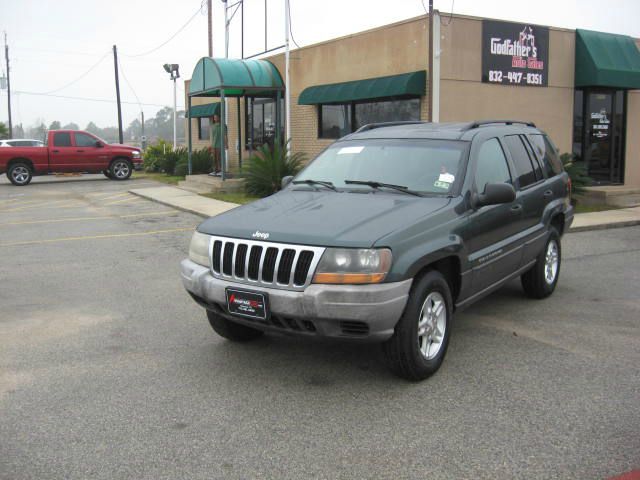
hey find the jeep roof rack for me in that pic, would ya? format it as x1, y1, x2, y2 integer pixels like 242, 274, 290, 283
464, 120, 536, 130
354, 121, 428, 133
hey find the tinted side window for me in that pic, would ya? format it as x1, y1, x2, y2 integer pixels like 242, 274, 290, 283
75, 133, 97, 147
504, 135, 537, 188
475, 138, 512, 193
528, 134, 563, 176
53, 132, 72, 147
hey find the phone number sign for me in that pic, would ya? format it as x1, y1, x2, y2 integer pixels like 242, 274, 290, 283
482, 20, 549, 87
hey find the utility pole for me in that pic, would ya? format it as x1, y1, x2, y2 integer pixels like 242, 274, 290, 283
112, 45, 124, 144
141, 111, 146, 150
207, 0, 213, 57
4, 32, 12, 138
427, 0, 433, 122
284, 0, 290, 151
173, 76, 177, 148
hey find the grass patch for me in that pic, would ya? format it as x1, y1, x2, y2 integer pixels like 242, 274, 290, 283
133, 172, 185, 185
574, 203, 624, 214
200, 192, 260, 205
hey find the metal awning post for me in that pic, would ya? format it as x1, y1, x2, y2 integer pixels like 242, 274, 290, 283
187, 96, 192, 175
275, 90, 281, 146
220, 90, 226, 182
237, 96, 242, 170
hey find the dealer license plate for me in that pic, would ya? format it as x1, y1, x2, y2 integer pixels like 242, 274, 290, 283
225, 288, 269, 321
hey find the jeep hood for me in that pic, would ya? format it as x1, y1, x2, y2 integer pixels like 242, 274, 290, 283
197, 190, 451, 248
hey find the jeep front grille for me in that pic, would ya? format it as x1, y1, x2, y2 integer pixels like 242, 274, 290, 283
209, 236, 325, 290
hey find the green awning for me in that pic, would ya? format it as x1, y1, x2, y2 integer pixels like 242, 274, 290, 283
298, 70, 427, 105
186, 103, 220, 118
188, 57, 284, 97
575, 29, 640, 89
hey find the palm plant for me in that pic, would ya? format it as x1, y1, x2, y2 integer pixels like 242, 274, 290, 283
244, 141, 306, 197
0, 122, 8, 139
560, 152, 591, 195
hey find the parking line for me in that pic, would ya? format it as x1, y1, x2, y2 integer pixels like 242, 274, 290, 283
0, 227, 192, 247
96, 192, 130, 201
0, 199, 81, 213
0, 210, 179, 227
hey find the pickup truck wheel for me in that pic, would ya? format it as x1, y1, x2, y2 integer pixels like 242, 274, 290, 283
521, 227, 561, 299
109, 159, 132, 180
383, 270, 453, 381
8, 162, 33, 186
206, 310, 264, 342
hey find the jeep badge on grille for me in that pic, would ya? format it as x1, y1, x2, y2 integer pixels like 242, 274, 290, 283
252, 230, 270, 240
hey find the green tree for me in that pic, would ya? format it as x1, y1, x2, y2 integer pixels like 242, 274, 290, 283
0, 122, 8, 139
85, 121, 101, 136
13, 123, 24, 139
62, 122, 79, 130
49, 120, 61, 130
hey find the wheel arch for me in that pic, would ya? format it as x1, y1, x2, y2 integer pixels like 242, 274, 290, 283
7, 157, 35, 171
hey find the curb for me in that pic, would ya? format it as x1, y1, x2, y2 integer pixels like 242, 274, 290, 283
569, 219, 640, 233
128, 190, 215, 219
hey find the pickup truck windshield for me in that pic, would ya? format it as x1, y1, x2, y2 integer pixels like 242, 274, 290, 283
294, 139, 468, 195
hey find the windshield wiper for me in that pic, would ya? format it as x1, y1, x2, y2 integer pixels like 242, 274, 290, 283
292, 179, 338, 191
344, 180, 423, 197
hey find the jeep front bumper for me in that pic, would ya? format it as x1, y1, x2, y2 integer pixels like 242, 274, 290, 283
180, 259, 411, 342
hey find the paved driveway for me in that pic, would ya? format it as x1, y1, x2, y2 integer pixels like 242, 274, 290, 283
1, 175, 638, 479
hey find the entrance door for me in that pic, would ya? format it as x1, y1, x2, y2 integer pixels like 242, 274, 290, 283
581, 90, 626, 184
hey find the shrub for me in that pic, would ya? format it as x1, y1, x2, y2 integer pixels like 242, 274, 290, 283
142, 139, 172, 172
244, 141, 306, 197
174, 147, 212, 176
560, 152, 591, 195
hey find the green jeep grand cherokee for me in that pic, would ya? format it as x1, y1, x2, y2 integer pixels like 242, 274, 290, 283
181, 120, 573, 380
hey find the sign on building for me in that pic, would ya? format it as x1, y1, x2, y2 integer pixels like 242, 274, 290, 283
482, 20, 549, 87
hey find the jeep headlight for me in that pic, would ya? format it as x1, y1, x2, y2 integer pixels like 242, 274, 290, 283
132, 150, 141, 158
313, 248, 392, 284
189, 231, 210, 267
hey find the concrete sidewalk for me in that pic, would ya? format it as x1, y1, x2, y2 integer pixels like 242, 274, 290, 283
130, 185, 640, 232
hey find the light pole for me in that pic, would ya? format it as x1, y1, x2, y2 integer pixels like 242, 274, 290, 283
163, 63, 180, 149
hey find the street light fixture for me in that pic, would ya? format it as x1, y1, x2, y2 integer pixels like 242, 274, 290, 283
163, 64, 180, 149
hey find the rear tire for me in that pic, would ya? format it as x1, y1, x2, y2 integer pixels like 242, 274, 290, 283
383, 270, 453, 381
8, 162, 33, 186
521, 227, 561, 299
109, 159, 132, 181
206, 310, 264, 342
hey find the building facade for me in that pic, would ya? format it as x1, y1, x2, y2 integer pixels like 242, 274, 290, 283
185, 12, 640, 186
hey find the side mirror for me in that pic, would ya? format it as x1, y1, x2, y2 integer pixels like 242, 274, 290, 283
95, 141, 104, 148
281, 175, 293, 189
474, 182, 516, 208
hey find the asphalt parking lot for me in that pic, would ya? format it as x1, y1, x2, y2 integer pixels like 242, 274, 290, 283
1, 175, 639, 480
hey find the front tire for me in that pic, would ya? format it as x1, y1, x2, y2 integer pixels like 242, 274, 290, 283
8, 162, 33, 186
383, 270, 453, 381
521, 227, 561, 299
206, 310, 264, 342
109, 159, 132, 181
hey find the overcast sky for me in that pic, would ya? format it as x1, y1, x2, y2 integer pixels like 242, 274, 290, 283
0, 0, 638, 133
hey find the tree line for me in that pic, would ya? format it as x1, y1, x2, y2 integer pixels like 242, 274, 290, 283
4, 107, 185, 146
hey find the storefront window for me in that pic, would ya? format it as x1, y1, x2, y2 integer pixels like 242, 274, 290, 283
245, 97, 284, 149
318, 98, 421, 139
572, 90, 584, 163
197, 118, 210, 141
319, 105, 352, 139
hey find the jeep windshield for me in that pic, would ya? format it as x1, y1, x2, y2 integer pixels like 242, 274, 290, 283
293, 139, 468, 195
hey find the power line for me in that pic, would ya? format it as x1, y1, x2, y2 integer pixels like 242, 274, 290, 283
14, 90, 184, 109
35, 51, 111, 95
122, 3, 205, 58
117, 57, 142, 111
288, 1, 301, 49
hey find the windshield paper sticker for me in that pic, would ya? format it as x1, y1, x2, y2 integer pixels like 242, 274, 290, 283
434, 181, 450, 190
438, 173, 455, 183
338, 146, 365, 155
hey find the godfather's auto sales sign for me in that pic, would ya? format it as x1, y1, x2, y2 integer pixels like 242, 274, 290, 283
482, 20, 549, 87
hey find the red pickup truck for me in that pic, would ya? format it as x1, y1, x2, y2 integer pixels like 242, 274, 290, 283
0, 130, 142, 186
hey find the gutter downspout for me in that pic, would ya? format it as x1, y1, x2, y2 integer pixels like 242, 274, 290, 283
432, 10, 441, 123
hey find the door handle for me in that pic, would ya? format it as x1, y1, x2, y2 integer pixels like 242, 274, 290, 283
52, 149, 60, 153
510, 204, 523, 213
76, 150, 85, 152
543, 190, 553, 198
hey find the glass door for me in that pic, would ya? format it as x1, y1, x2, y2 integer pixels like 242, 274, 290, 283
580, 90, 626, 184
